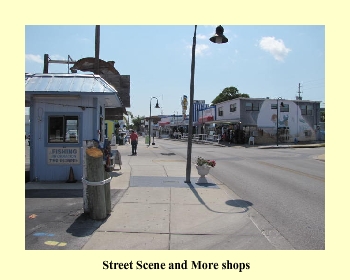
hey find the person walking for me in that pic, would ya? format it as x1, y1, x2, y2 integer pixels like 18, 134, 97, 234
130, 130, 138, 155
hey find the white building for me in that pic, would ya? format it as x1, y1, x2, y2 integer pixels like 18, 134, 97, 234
205, 98, 322, 144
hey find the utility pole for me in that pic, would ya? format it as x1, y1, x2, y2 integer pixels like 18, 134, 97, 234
295, 83, 302, 142
297, 83, 302, 100
94, 25, 100, 75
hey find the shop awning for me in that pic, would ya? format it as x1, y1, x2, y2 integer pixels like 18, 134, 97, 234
159, 121, 170, 127
205, 119, 241, 125
198, 116, 214, 123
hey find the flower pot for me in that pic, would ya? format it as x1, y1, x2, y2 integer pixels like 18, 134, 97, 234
196, 165, 211, 183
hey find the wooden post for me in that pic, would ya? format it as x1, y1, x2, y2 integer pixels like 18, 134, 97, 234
43, 54, 49, 73
86, 147, 106, 220
94, 25, 100, 75
104, 170, 111, 214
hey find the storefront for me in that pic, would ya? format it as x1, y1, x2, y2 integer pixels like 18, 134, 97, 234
25, 73, 123, 182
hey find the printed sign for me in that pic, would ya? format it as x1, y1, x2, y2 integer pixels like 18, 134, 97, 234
47, 147, 80, 165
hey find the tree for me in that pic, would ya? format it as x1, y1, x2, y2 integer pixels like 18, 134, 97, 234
131, 115, 144, 132
211, 86, 250, 105
320, 109, 325, 122
123, 111, 134, 129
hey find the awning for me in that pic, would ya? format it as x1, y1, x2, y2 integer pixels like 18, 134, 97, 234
205, 119, 241, 125
198, 116, 214, 123
159, 121, 170, 127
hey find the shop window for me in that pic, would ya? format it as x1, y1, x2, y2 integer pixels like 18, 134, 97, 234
230, 103, 236, 112
301, 105, 313, 115
218, 107, 223, 116
48, 116, 79, 143
246, 102, 259, 111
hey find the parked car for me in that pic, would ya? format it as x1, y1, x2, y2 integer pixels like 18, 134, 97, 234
65, 130, 78, 141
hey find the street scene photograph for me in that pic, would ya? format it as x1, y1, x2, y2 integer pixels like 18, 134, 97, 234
25, 25, 325, 251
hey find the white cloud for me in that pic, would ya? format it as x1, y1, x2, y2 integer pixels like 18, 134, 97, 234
49, 54, 66, 60
186, 43, 210, 56
196, 44, 209, 55
26, 54, 43, 63
259, 36, 291, 61
197, 34, 207, 40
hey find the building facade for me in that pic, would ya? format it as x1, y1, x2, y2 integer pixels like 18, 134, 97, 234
212, 98, 322, 144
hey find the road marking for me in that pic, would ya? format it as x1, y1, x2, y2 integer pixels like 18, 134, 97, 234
257, 161, 325, 182
33, 232, 55, 237
44, 241, 67, 247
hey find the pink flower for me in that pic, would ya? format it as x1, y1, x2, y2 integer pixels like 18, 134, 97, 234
196, 157, 216, 167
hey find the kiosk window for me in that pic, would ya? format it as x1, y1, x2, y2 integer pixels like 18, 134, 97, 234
48, 116, 79, 143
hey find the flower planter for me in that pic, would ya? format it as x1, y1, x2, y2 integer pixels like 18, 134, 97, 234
196, 165, 211, 183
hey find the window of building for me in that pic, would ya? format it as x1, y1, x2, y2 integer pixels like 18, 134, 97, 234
271, 103, 289, 112
246, 102, 259, 111
301, 105, 313, 115
48, 116, 79, 143
230, 103, 236, 112
304, 130, 312, 137
218, 107, 223, 116
280, 103, 289, 112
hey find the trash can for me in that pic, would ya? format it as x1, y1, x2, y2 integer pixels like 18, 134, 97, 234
145, 135, 149, 144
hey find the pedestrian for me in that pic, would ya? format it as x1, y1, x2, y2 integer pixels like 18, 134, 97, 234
130, 130, 138, 155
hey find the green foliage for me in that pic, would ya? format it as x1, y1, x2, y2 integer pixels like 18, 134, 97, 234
211, 86, 250, 105
320, 110, 325, 122
131, 115, 144, 131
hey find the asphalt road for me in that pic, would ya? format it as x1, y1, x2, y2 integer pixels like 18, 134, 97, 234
25, 188, 125, 250
158, 139, 325, 250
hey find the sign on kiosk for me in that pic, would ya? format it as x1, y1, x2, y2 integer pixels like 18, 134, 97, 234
47, 148, 80, 165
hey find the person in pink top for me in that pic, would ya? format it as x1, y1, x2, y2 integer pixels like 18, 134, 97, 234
130, 130, 138, 155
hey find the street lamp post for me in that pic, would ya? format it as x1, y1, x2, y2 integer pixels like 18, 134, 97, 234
276, 97, 284, 146
185, 25, 228, 183
149, 97, 160, 146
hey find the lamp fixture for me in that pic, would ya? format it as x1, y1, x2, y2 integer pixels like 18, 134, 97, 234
209, 25, 228, 44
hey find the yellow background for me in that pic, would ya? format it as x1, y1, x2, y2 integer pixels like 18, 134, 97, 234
2, 0, 345, 278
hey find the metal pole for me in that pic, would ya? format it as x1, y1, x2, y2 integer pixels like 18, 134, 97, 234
277, 99, 279, 146
149, 99, 151, 146
149, 97, 158, 146
185, 25, 197, 183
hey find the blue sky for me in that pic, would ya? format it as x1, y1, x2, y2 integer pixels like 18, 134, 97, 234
25, 25, 325, 117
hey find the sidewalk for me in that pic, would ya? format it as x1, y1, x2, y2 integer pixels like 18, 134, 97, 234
81, 138, 293, 250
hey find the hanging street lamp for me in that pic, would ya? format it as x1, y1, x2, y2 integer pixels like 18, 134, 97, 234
185, 25, 228, 183
149, 97, 160, 146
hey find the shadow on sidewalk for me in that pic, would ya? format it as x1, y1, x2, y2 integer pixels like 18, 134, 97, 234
66, 189, 125, 237
187, 183, 254, 214
66, 212, 107, 237
226, 199, 253, 213
25, 189, 83, 198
